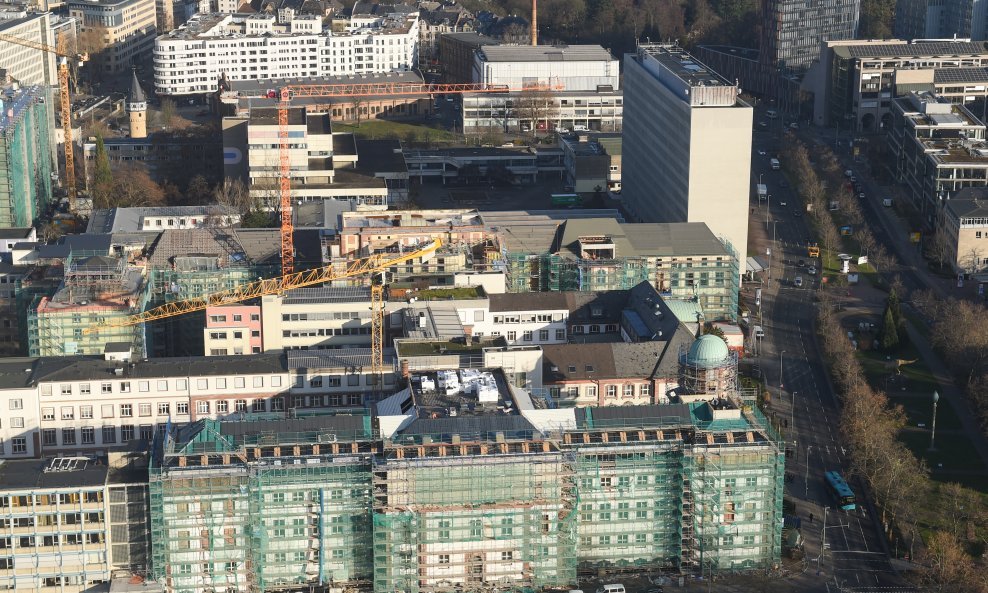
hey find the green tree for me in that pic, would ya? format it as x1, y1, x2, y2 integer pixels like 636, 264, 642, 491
241, 209, 277, 228
91, 135, 113, 205
702, 322, 727, 343
879, 305, 899, 351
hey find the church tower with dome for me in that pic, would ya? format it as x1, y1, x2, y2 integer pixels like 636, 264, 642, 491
676, 333, 739, 404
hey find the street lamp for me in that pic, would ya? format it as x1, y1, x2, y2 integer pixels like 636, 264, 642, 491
818, 506, 830, 574
791, 391, 798, 434
929, 390, 940, 451
779, 350, 786, 392
805, 444, 813, 497
758, 173, 763, 185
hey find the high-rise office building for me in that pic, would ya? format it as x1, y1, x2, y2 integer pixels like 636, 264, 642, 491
895, 0, 988, 41
622, 44, 752, 272
760, 0, 860, 74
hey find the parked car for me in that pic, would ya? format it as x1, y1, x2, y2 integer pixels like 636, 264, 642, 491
858, 192, 866, 199
759, 121, 768, 128
807, 266, 817, 275
797, 259, 805, 267
789, 122, 799, 129
793, 209, 802, 217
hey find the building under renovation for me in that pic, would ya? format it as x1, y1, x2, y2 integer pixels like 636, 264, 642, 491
26, 252, 151, 357
149, 356, 784, 593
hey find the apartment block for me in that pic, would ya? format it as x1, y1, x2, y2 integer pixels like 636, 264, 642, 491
154, 10, 418, 96
485, 213, 741, 321
0, 455, 150, 593
0, 347, 403, 459
810, 39, 988, 130
69, 0, 156, 73
889, 91, 988, 220
622, 44, 751, 272
939, 187, 988, 273
147, 366, 784, 593
203, 287, 385, 354
0, 84, 55, 229
203, 304, 262, 355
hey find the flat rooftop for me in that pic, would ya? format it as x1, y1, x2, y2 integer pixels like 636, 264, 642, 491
637, 43, 734, 89
395, 336, 509, 357
0, 457, 147, 491
341, 209, 484, 230
836, 40, 988, 59
478, 44, 615, 63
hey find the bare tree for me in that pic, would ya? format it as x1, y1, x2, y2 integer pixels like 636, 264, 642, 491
350, 97, 367, 125
214, 178, 257, 216
928, 221, 955, 271
516, 87, 560, 135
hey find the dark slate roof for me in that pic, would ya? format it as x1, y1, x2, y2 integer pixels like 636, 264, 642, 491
947, 188, 988, 219
398, 415, 537, 439
33, 352, 287, 383
217, 415, 371, 441
488, 291, 569, 312
129, 67, 146, 103
0, 227, 33, 239
576, 403, 693, 429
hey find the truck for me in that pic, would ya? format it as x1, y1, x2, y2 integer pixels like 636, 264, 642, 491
770, 158, 781, 170
807, 242, 820, 258
756, 184, 768, 201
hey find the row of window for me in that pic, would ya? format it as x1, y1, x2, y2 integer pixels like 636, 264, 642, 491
487, 329, 567, 342
38, 375, 283, 397
209, 313, 260, 323
41, 425, 154, 447
0, 532, 104, 548
491, 313, 563, 324
552, 383, 652, 399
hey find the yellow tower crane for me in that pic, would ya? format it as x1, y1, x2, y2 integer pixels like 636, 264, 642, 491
0, 34, 87, 211
86, 239, 442, 379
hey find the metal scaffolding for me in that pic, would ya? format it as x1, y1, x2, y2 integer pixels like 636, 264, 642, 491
148, 408, 784, 593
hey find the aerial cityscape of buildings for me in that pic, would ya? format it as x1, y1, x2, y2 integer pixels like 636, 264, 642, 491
2, 0, 988, 587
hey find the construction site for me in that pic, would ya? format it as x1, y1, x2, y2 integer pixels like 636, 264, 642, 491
26, 251, 151, 357
143, 227, 280, 356
0, 83, 55, 229
147, 350, 784, 593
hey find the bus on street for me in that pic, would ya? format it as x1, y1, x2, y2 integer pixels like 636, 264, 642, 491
824, 470, 856, 511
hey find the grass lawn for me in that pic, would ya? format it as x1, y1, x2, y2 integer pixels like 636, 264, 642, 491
899, 430, 987, 474
334, 120, 461, 143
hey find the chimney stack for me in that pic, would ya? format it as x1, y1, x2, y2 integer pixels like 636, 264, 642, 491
531, 0, 537, 45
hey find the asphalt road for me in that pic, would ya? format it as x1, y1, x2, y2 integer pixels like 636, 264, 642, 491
749, 113, 905, 591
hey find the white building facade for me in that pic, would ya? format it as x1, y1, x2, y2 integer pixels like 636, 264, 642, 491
154, 11, 419, 95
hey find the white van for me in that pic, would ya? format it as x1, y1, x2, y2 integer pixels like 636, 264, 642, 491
596, 585, 625, 593
754, 325, 765, 339
794, 276, 803, 288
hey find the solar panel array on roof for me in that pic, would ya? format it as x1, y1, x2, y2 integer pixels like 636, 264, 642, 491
846, 41, 988, 58
934, 67, 988, 84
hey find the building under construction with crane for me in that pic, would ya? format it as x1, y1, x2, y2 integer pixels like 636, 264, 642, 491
0, 83, 55, 228
26, 250, 151, 357
148, 352, 785, 593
